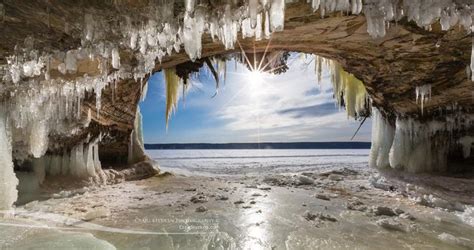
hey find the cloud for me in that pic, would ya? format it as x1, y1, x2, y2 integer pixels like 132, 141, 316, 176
278, 102, 338, 118
209, 54, 372, 142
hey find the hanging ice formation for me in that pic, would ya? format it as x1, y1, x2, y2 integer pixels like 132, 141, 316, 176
30, 135, 107, 185
370, 108, 474, 173
416, 84, 432, 115
313, 55, 369, 118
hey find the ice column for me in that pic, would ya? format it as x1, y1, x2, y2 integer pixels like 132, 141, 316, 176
128, 107, 146, 164
369, 108, 394, 169
0, 111, 19, 212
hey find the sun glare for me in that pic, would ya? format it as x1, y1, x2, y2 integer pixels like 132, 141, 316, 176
248, 70, 264, 85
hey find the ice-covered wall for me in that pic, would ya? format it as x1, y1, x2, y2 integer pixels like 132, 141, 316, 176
370, 107, 474, 173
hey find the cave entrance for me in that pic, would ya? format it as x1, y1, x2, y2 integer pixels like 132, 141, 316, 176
138, 52, 372, 176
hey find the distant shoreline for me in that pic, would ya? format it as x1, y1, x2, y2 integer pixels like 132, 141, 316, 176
145, 142, 371, 150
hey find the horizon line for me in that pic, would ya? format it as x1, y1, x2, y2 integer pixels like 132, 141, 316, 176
144, 141, 371, 145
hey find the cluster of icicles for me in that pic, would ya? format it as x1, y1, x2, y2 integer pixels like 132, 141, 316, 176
0, 0, 473, 210
370, 108, 474, 173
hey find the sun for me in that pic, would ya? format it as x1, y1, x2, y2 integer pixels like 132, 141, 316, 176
248, 70, 264, 85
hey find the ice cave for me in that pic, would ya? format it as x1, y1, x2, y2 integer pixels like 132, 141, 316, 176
0, 0, 473, 248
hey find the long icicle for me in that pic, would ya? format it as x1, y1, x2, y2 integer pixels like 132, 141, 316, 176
164, 68, 181, 128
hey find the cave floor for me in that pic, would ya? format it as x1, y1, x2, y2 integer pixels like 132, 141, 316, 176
2, 167, 474, 249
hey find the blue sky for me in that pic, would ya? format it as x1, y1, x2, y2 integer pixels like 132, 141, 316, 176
139, 54, 372, 143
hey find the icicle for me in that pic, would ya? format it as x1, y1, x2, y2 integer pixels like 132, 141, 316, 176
264, 10, 271, 39
84, 142, 96, 177
128, 107, 146, 164
111, 48, 120, 69
164, 68, 182, 126
93, 142, 101, 172
141, 81, 149, 102
32, 157, 47, 185
185, 0, 195, 14
84, 13, 94, 41
65, 50, 77, 73
329, 62, 368, 118
471, 38, 474, 82
415, 84, 432, 115
49, 155, 62, 176
29, 120, 49, 158
0, 3, 4, 22
312, 0, 320, 12
269, 0, 285, 32
249, 0, 259, 29
459, 136, 474, 158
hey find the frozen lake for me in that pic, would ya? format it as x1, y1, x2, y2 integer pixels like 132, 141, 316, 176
146, 149, 370, 176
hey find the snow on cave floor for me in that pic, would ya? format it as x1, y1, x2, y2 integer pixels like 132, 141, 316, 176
2, 165, 474, 249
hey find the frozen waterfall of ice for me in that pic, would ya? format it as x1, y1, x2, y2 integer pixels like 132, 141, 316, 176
370, 107, 474, 173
